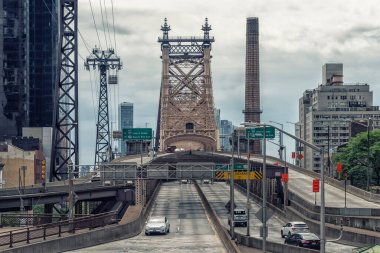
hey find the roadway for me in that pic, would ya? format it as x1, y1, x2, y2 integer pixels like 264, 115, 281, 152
70, 181, 227, 253
243, 153, 380, 208
287, 167, 380, 208
199, 181, 357, 253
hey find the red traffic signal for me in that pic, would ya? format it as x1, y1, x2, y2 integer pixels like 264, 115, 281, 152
291, 152, 295, 159
337, 163, 342, 173
312, 179, 319, 192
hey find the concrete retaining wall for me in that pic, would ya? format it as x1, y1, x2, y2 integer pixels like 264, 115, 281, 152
267, 155, 380, 204
236, 233, 318, 253
288, 190, 380, 233
286, 204, 380, 245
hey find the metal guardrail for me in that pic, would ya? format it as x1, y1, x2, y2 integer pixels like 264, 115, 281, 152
0, 211, 117, 248
0, 214, 92, 227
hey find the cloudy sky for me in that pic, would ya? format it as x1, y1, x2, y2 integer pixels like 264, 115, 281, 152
77, 0, 380, 164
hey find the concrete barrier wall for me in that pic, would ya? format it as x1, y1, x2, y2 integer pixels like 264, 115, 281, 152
266, 155, 380, 204
193, 181, 241, 253
288, 191, 380, 232
236, 233, 319, 253
196, 181, 318, 253
286, 203, 380, 245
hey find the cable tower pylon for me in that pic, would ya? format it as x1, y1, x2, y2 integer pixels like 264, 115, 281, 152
51, 0, 79, 181
85, 48, 122, 165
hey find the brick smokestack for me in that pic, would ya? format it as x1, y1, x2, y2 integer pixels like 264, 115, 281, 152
244, 17, 261, 153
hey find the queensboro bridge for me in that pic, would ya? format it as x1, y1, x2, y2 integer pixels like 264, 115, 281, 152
155, 18, 217, 152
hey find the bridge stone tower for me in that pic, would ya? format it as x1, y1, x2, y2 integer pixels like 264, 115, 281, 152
156, 18, 217, 152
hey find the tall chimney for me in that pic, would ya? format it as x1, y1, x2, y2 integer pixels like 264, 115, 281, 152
244, 17, 261, 153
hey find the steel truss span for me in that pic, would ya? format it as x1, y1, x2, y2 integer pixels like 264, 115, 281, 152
157, 18, 217, 152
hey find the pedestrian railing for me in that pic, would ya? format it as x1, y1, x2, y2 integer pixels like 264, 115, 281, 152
0, 213, 92, 227
0, 211, 117, 248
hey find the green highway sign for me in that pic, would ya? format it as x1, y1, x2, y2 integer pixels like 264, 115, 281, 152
246, 126, 275, 139
122, 128, 152, 140
215, 163, 248, 171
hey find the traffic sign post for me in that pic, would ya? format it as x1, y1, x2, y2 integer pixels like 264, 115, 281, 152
122, 128, 152, 140
313, 179, 320, 206
215, 163, 248, 171
281, 173, 288, 183
337, 163, 342, 173
246, 127, 275, 139
344, 173, 348, 208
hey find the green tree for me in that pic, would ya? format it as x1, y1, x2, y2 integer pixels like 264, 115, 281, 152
334, 129, 380, 190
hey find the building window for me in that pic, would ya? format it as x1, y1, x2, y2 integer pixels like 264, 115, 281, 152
185, 123, 194, 130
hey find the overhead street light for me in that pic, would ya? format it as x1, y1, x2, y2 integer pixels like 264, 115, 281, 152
286, 121, 302, 168
241, 122, 326, 253
268, 139, 288, 211
269, 121, 283, 160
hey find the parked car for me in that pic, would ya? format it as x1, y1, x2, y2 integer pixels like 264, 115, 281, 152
284, 232, 320, 250
145, 216, 170, 235
281, 221, 309, 238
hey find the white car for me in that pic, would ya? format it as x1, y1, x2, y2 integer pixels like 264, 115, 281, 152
145, 216, 170, 235
281, 221, 309, 238
202, 179, 211, 184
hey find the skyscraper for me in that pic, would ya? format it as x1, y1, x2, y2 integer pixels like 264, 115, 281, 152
0, 0, 28, 136
0, 1, 58, 136
28, 1, 58, 127
243, 17, 261, 153
118, 102, 133, 156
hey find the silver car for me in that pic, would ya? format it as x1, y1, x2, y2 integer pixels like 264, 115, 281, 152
281, 221, 309, 238
145, 216, 170, 235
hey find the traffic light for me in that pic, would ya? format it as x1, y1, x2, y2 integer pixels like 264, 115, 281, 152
41, 160, 46, 180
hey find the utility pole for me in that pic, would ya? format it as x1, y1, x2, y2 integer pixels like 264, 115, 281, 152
269, 121, 283, 160
85, 48, 122, 165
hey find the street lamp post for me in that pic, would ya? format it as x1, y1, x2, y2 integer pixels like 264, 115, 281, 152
246, 134, 250, 236
230, 133, 235, 239
286, 121, 302, 167
241, 122, 326, 253
262, 126, 267, 252
269, 121, 283, 160
268, 139, 288, 210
